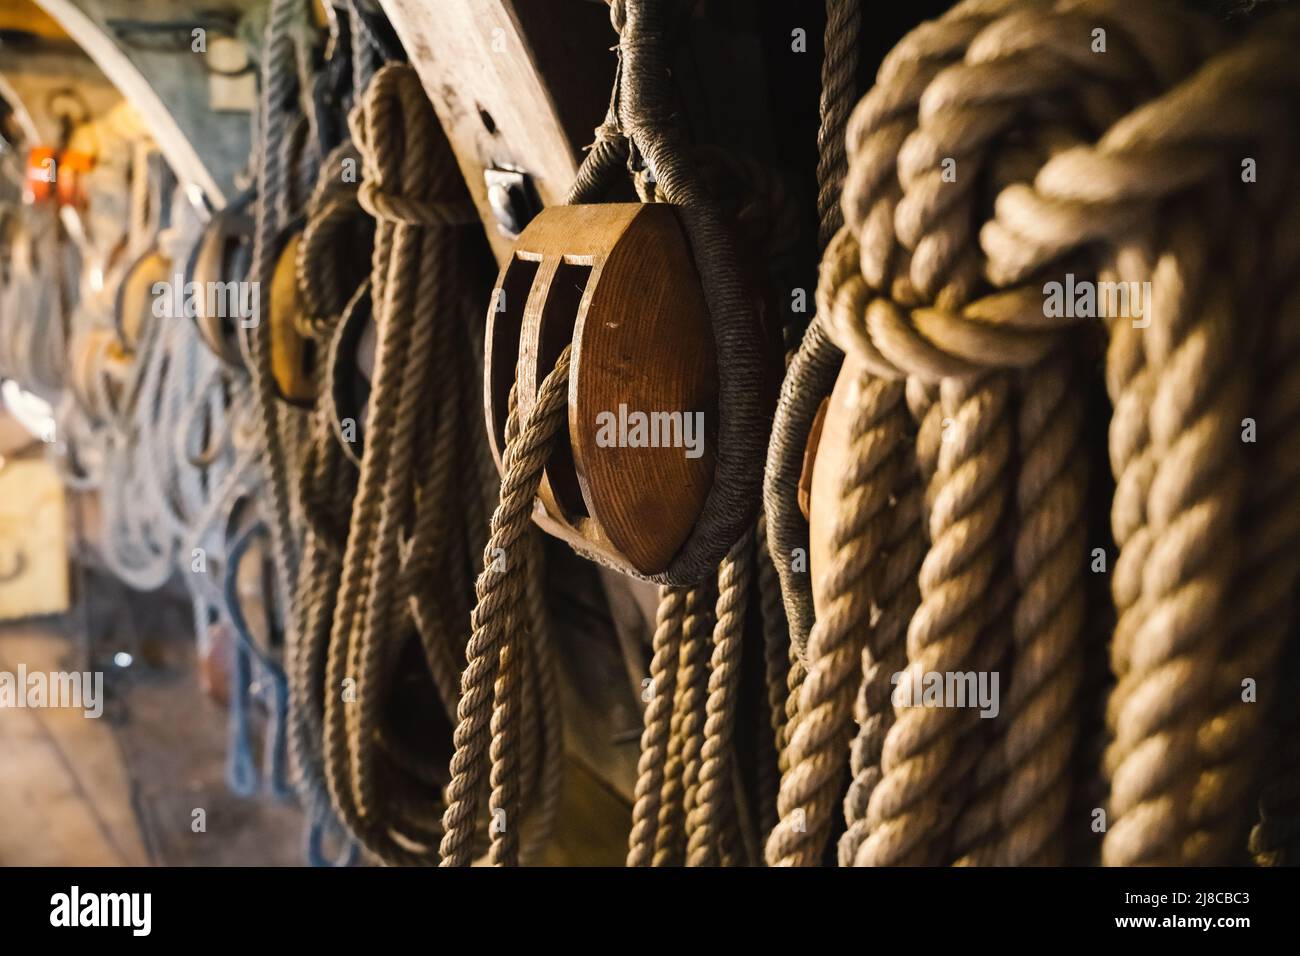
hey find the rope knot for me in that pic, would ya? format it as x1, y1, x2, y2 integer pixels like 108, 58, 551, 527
819, 227, 1075, 383
823, 0, 1300, 382
356, 181, 476, 227
351, 64, 476, 232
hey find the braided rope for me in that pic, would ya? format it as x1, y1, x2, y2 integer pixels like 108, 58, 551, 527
963, 352, 1088, 866
839, 391, 924, 865
756, 517, 790, 836
815, 0, 862, 248
650, 583, 714, 866
249, 0, 311, 628
1102, 207, 1248, 866
628, 587, 685, 865
761, 0, 867, 660
290, 64, 508, 865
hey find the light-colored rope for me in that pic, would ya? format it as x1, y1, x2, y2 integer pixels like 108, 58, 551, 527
767, 374, 909, 865
440, 347, 571, 866
768, 0, 1300, 868
294, 64, 512, 865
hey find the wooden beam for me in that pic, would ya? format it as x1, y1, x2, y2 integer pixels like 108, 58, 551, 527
378, 0, 616, 264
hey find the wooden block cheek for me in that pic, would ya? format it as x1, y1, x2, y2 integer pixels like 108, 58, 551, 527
484, 252, 542, 468
569, 208, 717, 575
519, 253, 597, 523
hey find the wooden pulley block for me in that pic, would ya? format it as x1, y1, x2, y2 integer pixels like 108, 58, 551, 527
804, 354, 863, 619
69, 328, 129, 422
113, 247, 170, 352
485, 203, 718, 577
265, 230, 315, 405
187, 194, 255, 369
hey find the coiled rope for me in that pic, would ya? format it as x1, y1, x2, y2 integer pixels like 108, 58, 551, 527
290, 64, 561, 866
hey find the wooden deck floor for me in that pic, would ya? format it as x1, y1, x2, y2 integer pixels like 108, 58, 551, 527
0, 590, 633, 866
0, 624, 149, 866
0, 610, 303, 867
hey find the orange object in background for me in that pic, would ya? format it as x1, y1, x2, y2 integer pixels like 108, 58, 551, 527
22, 147, 94, 207
23, 146, 57, 204
56, 148, 93, 208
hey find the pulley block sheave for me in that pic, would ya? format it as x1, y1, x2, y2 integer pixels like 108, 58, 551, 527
187, 196, 255, 370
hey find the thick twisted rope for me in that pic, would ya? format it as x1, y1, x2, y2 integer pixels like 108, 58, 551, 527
772, 0, 1300, 868
292, 64, 508, 865
647, 582, 714, 866
628, 587, 685, 865
686, 529, 754, 865
838, 389, 925, 865
756, 516, 790, 836
440, 348, 571, 866
249, 0, 313, 626
957, 352, 1088, 866
767, 374, 909, 865
762, 0, 864, 659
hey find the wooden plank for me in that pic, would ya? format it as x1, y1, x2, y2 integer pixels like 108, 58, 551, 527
0, 627, 150, 866
541, 755, 630, 866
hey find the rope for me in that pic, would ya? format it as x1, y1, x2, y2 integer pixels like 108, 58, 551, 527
761, 0, 863, 662
439, 349, 569, 866
650, 581, 714, 865
755, 515, 789, 836
289, 64, 529, 865
767, 374, 909, 865
765, 0, 1300, 868
838, 404, 924, 864
954, 352, 1088, 866
627, 587, 685, 865
248, 0, 313, 644
437, 0, 782, 867
21, 131, 297, 810
11, 0, 1296, 872
815, 0, 861, 249
686, 528, 753, 865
